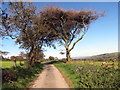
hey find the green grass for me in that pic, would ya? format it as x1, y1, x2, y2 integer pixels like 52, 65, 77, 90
69, 60, 118, 69
1, 61, 25, 68
2, 62, 43, 89
54, 61, 120, 88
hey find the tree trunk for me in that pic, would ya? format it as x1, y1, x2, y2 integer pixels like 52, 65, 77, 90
20, 61, 22, 66
29, 56, 34, 67
28, 46, 34, 67
13, 61, 17, 68
13, 59, 17, 69
66, 47, 71, 61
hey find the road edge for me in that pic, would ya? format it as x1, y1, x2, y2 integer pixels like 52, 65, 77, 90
53, 64, 73, 88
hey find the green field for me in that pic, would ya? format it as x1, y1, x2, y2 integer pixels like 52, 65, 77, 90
54, 60, 119, 88
67, 60, 118, 69
1, 61, 25, 68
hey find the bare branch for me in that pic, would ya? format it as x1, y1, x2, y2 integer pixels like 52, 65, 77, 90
68, 23, 79, 46
69, 18, 87, 52
69, 32, 86, 52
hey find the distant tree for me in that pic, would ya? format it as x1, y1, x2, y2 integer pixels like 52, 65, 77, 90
0, 50, 9, 56
0, 55, 4, 61
40, 6, 104, 61
54, 57, 58, 60
49, 56, 55, 61
16, 55, 24, 65
15, 56, 23, 61
19, 51, 26, 60
10, 56, 16, 60
60, 52, 65, 55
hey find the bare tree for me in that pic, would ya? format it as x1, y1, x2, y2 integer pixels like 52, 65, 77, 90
40, 6, 104, 61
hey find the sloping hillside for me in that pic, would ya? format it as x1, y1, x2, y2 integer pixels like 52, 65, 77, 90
90, 52, 119, 60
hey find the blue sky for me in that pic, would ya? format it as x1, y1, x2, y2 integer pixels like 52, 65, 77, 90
1, 2, 118, 59
3, 0, 120, 2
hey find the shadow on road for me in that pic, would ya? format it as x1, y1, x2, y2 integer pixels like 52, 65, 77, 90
41, 60, 66, 65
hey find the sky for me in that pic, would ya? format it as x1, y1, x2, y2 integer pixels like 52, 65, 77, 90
1, 2, 118, 59
3, 0, 120, 2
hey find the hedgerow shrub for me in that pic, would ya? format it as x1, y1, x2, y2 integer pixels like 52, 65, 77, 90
2, 62, 43, 89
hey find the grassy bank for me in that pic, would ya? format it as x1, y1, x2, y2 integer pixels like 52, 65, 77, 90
2, 62, 43, 89
54, 61, 119, 88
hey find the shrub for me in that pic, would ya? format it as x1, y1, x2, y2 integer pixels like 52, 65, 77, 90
2, 62, 43, 89
2, 69, 16, 83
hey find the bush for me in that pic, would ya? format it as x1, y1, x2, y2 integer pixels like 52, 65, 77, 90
2, 62, 43, 89
2, 69, 16, 83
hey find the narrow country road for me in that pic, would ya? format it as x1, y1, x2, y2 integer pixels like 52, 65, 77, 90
29, 64, 69, 88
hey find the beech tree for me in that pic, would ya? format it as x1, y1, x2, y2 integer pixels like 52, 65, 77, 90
6, 2, 40, 66
40, 6, 104, 61
8, 2, 51, 66
0, 5, 17, 39
1, 2, 56, 66
1, 2, 40, 66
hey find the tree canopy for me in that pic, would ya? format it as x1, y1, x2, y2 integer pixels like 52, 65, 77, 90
1, 2, 55, 66
40, 6, 104, 61
1, 2, 104, 64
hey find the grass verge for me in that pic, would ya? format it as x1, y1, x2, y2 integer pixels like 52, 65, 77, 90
2, 62, 43, 89
54, 61, 120, 88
